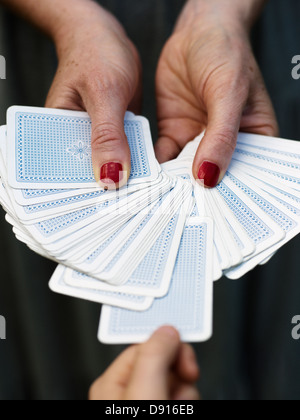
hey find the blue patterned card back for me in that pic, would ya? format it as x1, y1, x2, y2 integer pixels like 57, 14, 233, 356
227, 172, 297, 234
72, 212, 181, 297
217, 181, 274, 246
8, 107, 158, 188
99, 219, 213, 344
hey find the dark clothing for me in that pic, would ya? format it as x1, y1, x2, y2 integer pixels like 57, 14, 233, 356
0, 0, 299, 400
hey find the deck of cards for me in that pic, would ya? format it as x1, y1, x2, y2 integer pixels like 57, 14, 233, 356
0, 106, 299, 344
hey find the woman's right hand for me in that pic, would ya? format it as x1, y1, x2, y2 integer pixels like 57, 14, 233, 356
45, 1, 142, 189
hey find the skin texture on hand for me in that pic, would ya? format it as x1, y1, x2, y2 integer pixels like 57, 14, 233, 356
0, 0, 142, 189
89, 327, 200, 401
45, 3, 142, 190
1, 0, 276, 189
155, 0, 278, 187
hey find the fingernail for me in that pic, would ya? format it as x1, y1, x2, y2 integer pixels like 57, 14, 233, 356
100, 162, 123, 184
197, 161, 220, 188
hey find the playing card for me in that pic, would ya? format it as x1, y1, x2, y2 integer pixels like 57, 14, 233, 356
70, 197, 168, 271
7, 106, 160, 189
250, 170, 300, 218
64, 200, 192, 298
237, 132, 300, 155
209, 187, 255, 260
217, 175, 285, 248
224, 170, 299, 278
91, 180, 193, 286
230, 158, 300, 192
204, 188, 243, 267
230, 170, 300, 253
235, 143, 300, 167
20, 181, 168, 247
49, 265, 154, 311
98, 218, 214, 344
233, 146, 300, 178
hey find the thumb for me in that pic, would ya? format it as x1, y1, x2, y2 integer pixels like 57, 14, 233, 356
84, 89, 131, 190
192, 90, 246, 188
125, 326, 181, 400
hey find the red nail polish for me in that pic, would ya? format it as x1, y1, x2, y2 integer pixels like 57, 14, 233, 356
197, 161, 220, 188
100, 162, 123, 184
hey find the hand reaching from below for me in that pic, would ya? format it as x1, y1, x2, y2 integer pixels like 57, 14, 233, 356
89, 327, 200, 400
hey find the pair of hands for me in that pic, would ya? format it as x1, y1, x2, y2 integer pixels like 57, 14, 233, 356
1, 0, 278, 400
89, 327, 200, 400
45, 0, 278, 189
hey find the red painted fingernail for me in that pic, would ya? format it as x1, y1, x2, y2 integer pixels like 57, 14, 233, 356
197, 161, 220, 188
100, 162, 123, 184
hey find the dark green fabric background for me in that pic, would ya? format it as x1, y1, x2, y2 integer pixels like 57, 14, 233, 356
0, 0, 299, 400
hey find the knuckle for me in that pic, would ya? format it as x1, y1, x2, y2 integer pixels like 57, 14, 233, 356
213, 130, 237, 152
270, 123, 279, 137
263, 121, 279, 137
204, 75, 250, 110
79, 69, 132, 101
225, 76, 249, 100
91, 122, 125, 153
77, 69, 109, 92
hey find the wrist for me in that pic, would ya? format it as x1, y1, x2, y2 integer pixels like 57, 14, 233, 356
50, 1, 126, 58
176, 0, 267, 34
